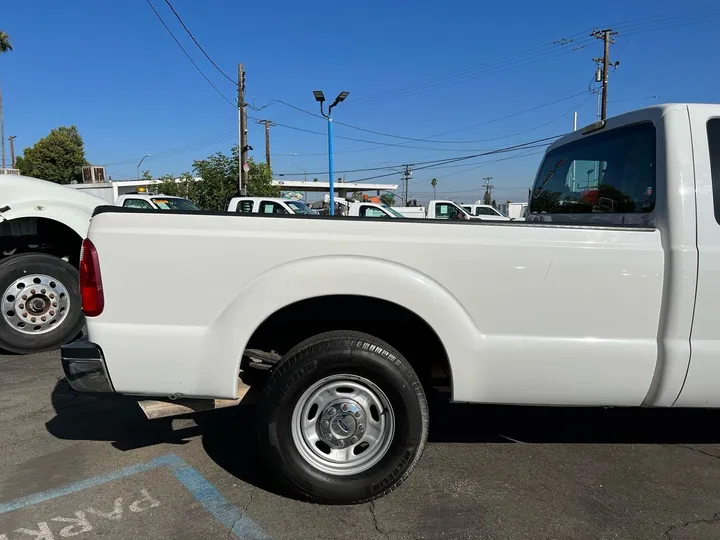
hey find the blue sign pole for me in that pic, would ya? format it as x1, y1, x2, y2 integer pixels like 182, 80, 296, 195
327, 114, 335, 216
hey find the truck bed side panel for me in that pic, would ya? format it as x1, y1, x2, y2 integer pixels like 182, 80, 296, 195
87, 212, 663, 406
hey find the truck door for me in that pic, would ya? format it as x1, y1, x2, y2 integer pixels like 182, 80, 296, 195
678, 112, 720, 406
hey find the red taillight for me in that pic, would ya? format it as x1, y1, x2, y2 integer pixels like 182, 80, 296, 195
79, 238, 104, 317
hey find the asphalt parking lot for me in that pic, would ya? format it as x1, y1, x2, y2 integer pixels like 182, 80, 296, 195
3, 352, 720, 540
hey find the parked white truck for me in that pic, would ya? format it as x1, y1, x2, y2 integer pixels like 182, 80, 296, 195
0, 175, 104, 353
62, 103, 720, 504
393, 200, 474, 219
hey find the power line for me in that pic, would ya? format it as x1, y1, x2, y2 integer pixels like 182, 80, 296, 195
161, 0, 237, 85
274, 92, 589, 144
144, 0, 236, 108
351, 137, 561, 183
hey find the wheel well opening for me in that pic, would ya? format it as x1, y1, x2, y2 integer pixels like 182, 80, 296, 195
0, 218, 82, 267
246, 295, 452, 390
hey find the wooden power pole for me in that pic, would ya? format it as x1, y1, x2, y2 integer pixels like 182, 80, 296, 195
483, 176, 494, 204
592, 29, 618, 121
8, 135, 16, 168
256, 120, 274, 169
238, 64, 248, 195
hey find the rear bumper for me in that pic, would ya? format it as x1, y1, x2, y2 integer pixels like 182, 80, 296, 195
60, 340, 115, 393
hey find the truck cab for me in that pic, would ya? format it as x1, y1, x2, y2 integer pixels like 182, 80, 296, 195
227, 197, 316, 215
115, 192, 200, 211
460, 204, 511, 221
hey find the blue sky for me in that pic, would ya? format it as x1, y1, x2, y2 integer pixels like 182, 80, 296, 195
2, 0, 719, 203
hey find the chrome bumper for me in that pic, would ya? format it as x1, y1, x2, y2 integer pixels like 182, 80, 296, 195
60, 340, 115, 393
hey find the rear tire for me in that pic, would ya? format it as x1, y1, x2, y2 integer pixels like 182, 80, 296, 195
257, 330, 429, 504
0, 253, 84, 354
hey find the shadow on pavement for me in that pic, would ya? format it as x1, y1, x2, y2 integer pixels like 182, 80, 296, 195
45, 380, 720, 496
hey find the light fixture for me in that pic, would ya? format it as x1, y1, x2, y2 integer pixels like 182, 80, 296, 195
313, 90, 325, 102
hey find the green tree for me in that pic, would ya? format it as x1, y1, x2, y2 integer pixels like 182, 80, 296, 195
491, 199, 497, 208
0, 31, 12, 170
16, 126, 89, 183
380, 193, 395, 206
141, 170, 152, 181
153, 146, 279, 211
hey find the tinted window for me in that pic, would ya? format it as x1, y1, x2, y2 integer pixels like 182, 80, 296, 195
123, 198, 154, 209
360, 206, 387, 218
236, 200, 254, 213
260, 201, 288, 215
286, 201, 314, 215
476, 207, 498, 216
709, 119, 720, 225
435, 203, 460, 219
151, 198, 200, 210
529, 122, 656, 217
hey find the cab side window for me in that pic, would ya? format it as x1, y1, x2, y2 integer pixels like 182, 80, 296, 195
708, 119, 720, 225
236, 200, 254, 213
123, 198, 154, 209
260, 201, 288, 215
360, 206, 387, 218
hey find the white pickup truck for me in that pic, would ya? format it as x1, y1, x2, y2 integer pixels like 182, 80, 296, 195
62, 103, 720, 504
0, 175, 104, 353
460, 203, 511, 221
394, 200, 479, 220
227, 197, 317, 215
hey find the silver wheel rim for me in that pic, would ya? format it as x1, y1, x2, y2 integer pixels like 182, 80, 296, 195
1, 274, 71, 335
291, 374, 396, 476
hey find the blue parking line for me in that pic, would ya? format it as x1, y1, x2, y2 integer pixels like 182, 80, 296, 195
0, 454, 270, 540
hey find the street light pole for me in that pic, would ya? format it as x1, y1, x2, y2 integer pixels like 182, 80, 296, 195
314, 90, 349, 216
136, 153, 151, 180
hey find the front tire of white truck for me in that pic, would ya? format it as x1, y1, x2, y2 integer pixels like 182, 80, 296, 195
257, 330, 429, 504
0, 253, 84, 354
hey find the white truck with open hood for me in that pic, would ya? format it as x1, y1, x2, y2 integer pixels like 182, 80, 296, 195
63, 103, 720, 505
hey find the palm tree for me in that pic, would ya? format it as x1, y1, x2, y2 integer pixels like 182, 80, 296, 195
0, 31, 12, 170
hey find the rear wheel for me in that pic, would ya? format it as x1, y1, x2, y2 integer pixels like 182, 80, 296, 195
0, 253, 84, 354
257, 330, 429, 504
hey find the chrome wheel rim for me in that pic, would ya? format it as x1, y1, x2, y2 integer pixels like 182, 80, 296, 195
1, 274, 71, 335
291, 374, 396, 476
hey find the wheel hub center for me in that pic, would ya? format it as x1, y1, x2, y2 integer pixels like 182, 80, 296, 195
319, 400, 367, 448
27, 296, 48, 314
330, 414, 357, 438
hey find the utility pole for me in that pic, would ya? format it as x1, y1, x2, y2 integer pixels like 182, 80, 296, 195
591, 29, 618, 121
238, 64, 248, 195
256, 120, 274, 169
483, 176, 494, 205
8, 135, 16, 168
402, 164, 412, 203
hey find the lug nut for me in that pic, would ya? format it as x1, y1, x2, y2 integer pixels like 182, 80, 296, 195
338, 440, 345, 447
18, 304, 24, 310
41, 316, 46, 322
41, 289, 46, 294
354, 411, 361, 418
321, 420, 329, 428
341, 403, 349, 412
21, 295, 27, 300
351, 436, 358, 443
52, 302, 57, 307
30, 317, 36, 323
30, 289, 36, 295
358, 424, 365, 432
324, 433, 332, 440
327, 407, 336, 416
49, 310, 55, 316
49, 294, 55, 299
22, 312, 28, 318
